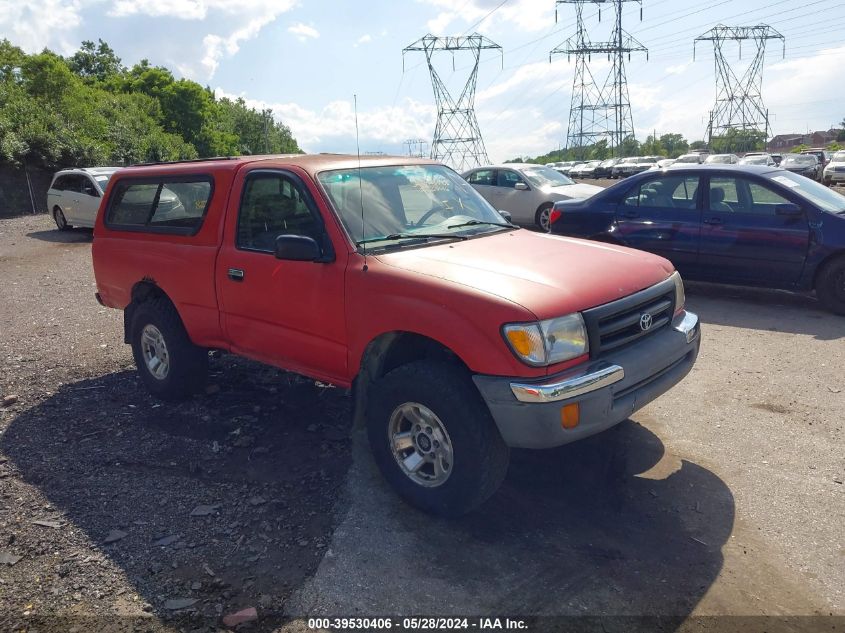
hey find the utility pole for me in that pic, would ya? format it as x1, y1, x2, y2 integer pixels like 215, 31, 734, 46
403, 34, 502, 171
694, 25, 785, 151
551, 1, 647, 159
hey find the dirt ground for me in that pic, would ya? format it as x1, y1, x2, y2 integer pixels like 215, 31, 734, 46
1, 213, 844, 632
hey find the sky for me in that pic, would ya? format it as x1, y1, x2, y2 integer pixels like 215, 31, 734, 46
2, 0, 844, 163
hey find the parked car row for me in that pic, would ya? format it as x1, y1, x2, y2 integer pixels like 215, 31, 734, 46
549, 163, 845, 314
462, 164, 603, 231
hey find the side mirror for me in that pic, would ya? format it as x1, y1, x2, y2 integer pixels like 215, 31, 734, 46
274, 234, 321, 261
498, 210, 513, 223
514, 182, 529, 191
775, 203, 803, 217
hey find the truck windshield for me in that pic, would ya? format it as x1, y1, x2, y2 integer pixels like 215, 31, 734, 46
318, 164, 513, 247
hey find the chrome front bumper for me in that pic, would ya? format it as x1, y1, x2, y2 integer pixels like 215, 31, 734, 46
509, 311, 699, 404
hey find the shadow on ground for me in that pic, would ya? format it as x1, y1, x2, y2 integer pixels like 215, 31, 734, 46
26, 227, 93, 243
685, 281, 841, 339
292, 420, 735, 632
0, 356, 352, 630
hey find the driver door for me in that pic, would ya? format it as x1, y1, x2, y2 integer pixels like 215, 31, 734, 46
492, 169, 534, 225
216, 167, 349, 383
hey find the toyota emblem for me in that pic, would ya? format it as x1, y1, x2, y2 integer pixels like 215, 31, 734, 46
639, 313, 653, 331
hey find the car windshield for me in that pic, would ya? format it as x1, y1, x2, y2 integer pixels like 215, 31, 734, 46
740, 156, 769, 165
767, 172, 845, 213
676, 155, 700, 163
317, 164, 512, 248
93, 174, 112, 190
600, 159, 616, 167
833, 151, 845, 161
521, 166, 574, 187
783, 155, 816, 166
705, 155, 733, 163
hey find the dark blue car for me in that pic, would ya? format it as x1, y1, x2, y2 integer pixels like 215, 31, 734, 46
549, 165, 845, 314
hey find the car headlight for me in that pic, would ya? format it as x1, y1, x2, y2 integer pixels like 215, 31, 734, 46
670, 270, 685, 313
503, 313, 588, 366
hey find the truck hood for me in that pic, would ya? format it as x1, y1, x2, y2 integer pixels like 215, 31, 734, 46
375, 229, 674, 320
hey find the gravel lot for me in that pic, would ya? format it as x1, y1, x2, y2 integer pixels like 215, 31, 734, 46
1, 213, 843, 632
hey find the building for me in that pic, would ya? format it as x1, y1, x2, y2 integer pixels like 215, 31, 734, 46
767, 129, 839, 152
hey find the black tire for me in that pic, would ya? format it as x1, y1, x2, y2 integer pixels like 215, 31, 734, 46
535, 202, 554, 233
130, 297, 208, 401
53, 206, 71, 231
815, 256, 845, 315
366, 360, 509, 517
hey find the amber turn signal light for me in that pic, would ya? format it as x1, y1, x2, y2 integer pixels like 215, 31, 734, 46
560, 402, 580, 429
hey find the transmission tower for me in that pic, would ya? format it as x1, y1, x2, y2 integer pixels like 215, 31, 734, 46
694, 25, 785, 149
403, 34, 502, 171
551, 1, 647, 159
404, 138, 429, 158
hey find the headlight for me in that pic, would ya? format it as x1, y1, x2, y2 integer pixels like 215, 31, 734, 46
503, 313, 588, 366
670, 270, 685, 313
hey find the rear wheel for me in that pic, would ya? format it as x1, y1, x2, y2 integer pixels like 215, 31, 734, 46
815, 257, 845, 315
366, 360, 509, 516
535, 203, 554, 233
53, 207, 71, 231
130, 297, 208, 400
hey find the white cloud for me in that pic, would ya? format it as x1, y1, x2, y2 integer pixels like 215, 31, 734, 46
109, 0, 207, 19
421, 0, 552, 35
104, 0, 298, 79
288, 22, 320, 41
214, 89, 436, 154
355, 34, 372, 46
0, 0, 89, 55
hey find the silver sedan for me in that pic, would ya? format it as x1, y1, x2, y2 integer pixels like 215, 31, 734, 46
462, 164, 603, 231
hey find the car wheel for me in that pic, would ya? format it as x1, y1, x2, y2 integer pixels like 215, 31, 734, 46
816, 257, 845, 315
366, 360, 509, 517
535, 203, 554, 232
53, 207, 71, 231
130, 297, 208, 401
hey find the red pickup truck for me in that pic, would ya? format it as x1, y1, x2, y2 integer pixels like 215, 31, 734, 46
92, 154, 700, 516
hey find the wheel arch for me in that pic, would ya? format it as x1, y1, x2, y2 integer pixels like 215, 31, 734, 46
352, 331, 472, 428
123, 280, 177, 344
812, 250, 845, 292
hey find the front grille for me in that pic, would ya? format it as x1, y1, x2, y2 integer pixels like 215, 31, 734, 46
835, 166, 845, 172
582, 277, 676, 357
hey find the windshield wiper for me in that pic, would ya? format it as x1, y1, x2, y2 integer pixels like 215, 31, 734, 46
356, 232, 469, 246
446, 219, 516, 229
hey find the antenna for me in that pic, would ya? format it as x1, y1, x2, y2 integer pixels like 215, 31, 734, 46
353, 94, 367, 272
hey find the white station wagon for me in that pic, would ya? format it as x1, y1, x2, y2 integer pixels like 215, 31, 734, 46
47, 167, 119, 230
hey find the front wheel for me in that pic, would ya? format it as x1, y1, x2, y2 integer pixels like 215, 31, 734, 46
53, 207, 71, 231
130, 298, 208, 400
815, 257, 845, 315
366, 361, 509, 516
535, 203, 554, 233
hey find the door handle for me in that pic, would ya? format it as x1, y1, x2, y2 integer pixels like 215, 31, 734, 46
703, 217, 722, 225
227, 268, 245, 281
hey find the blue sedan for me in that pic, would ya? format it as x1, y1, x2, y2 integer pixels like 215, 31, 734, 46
549, 164, 845, 314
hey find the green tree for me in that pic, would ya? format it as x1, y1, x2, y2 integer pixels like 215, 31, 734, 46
640, 134, 665, 156
690, 140, 708, 151
67, 39, 124, 83
659, 133, 689, 158
620, 134, 640, 157
710, 128, 766, 153
589, 139, 610, 160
